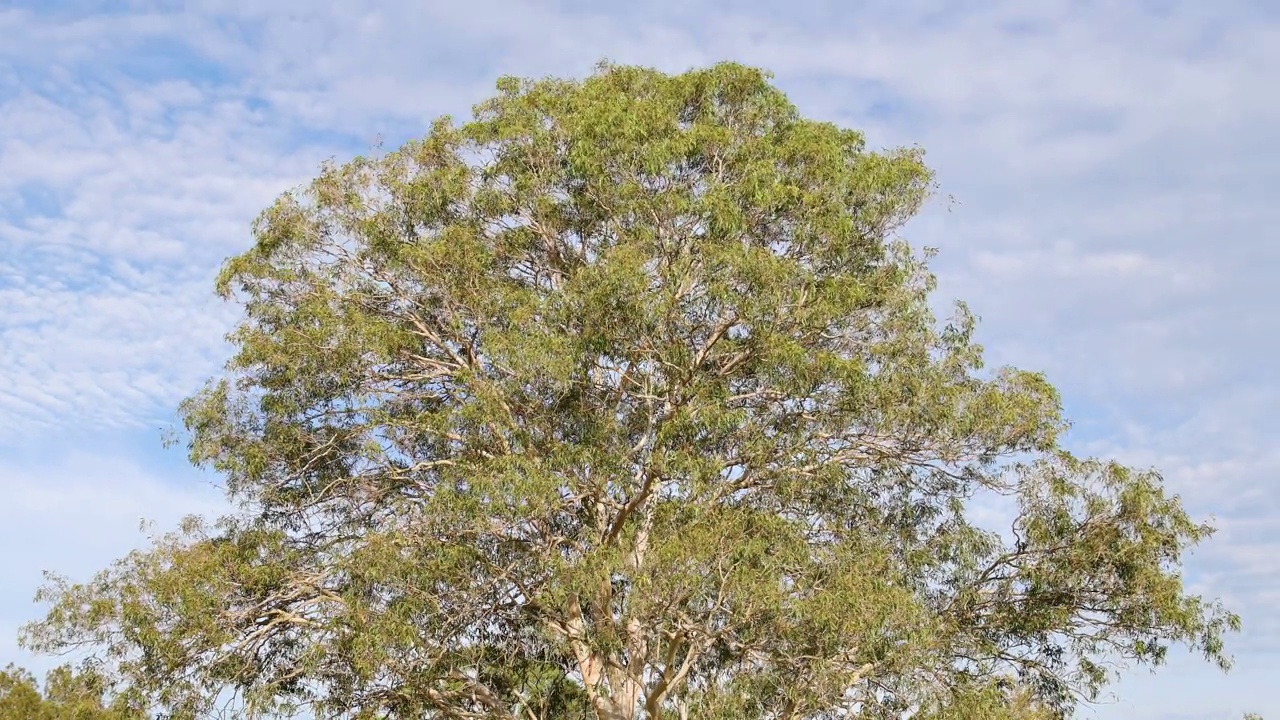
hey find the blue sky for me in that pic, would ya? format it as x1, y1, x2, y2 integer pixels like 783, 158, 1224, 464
1, 1, 1277, 718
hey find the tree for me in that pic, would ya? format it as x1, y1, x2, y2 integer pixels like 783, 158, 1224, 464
0, 663, 144, 720
20, 62, 1239, 720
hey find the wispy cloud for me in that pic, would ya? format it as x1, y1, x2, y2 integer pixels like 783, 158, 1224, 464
0, 2, 1275, 717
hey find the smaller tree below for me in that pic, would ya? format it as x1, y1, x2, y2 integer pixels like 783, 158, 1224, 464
0, 663, 144, 720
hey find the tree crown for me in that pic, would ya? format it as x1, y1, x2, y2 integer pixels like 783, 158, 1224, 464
21, 61, 1237, 720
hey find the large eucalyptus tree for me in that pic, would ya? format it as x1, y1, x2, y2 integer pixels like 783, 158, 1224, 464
22, 62, 1238, 720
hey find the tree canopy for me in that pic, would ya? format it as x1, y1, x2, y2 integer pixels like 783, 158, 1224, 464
20, 61, 1240, 720
0, 663, 142, 720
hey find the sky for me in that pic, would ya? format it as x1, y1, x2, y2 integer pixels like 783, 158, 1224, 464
0, 1, 1276, 718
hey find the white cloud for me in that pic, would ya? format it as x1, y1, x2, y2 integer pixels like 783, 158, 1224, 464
0, 57, 334, 435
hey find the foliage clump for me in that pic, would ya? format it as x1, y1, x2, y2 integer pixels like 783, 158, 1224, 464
0, 663, 144, 720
